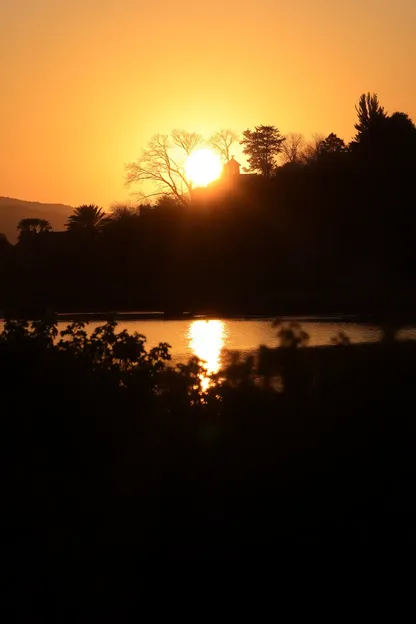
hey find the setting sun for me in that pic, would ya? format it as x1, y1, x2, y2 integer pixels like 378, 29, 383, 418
185, 149, 222, 187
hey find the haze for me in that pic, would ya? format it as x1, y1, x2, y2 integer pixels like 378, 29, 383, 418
1, 0, 415, 207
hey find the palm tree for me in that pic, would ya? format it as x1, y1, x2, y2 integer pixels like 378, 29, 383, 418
17, 218, 52, 241
66, 204, 110, 236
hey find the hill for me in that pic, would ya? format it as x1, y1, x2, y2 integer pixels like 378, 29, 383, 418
0, 197, 73, 242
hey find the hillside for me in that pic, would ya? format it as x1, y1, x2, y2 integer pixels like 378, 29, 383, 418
0, 197, 73, 242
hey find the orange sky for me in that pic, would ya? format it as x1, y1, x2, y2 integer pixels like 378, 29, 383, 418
1, 0, 415, 207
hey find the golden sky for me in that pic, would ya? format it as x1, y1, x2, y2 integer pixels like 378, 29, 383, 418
1, 0, 415, 207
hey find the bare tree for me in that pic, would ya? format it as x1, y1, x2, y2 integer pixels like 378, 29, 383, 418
209, 129, 239, 162
280, 132, 305, 164
302, 133, 326, 163
171, 130, 202, 156
125, 131, 202, 205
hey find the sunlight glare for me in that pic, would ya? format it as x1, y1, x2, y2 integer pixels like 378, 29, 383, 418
185, 149, 222, 187
188, 320, 226, 390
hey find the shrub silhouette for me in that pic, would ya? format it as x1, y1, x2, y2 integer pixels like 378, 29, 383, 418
2, 313, 416, 581
330, 331, 351, 346
273, 319, 310, 348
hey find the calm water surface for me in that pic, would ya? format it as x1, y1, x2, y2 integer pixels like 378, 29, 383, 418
2, 316, 415, 380
61, 318, 416, 378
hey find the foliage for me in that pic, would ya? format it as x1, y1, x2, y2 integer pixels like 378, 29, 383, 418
66, 204, 110, 236
240, 125, 285, 177
351, 92, 416, 168
351, 92, 389, 159
354, 92, 387, 141
17, 217, 51, 241
318, 133, 347, 156
109, 202, 141, 221
273, 319, 310, 348
0, 232, 11, 248
3, 314, 416, 577
383, 112, 416, 165
0, 316, 171, 384
3, 92, 416, 317
330, 331, 351, 346
4, 91, 416, 588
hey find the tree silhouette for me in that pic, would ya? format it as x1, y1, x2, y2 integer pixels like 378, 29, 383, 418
389, 111, 416, 135
17, 218, 51, 241
209, 129, 239, 163
351, 93, 388, 159
109, 202, 141, 221
351, 94, 416, 167
170, 130, 201, 156
302, 133, 326, 163
240, 125, 285, 177
318, 133, 347, 156
354, 93, 387, 141
280, 132, 305, 164
273, 319, 310, 348
66, 205, 110, 235
0, 232, 11, 251
125, 130, 202, 205
4, 91, 416, 317
384, 112, 416, 164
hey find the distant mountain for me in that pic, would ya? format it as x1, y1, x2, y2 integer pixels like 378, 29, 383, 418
0, 197, 74, 242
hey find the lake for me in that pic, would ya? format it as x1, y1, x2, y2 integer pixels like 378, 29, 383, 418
56, 316, 416, 378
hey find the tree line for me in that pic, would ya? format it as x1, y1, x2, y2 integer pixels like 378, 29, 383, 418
124, 92, 416, 201
1, 92, 416, 316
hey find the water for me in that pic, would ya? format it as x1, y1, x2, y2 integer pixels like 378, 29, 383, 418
2, 315, 415, 376
54, 317, 416, 377
2, 315, 415, 389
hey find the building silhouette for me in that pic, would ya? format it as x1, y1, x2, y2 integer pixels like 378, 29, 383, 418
222, 156, 241, 179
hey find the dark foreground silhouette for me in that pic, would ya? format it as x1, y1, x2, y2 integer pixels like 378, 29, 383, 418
1, 93, 416, 317
1, 316, 416, 612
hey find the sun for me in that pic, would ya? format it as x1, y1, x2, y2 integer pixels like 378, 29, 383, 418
185, 149, 222, 187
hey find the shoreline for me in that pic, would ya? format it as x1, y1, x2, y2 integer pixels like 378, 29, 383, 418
2, 298, 416, 325
34, 311, 364, 323
0, 310, 410, 325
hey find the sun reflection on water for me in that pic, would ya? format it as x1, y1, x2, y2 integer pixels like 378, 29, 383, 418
188, 320, 226, 390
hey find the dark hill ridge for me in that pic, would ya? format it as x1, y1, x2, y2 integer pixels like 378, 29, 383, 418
0, 197, 73, 242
